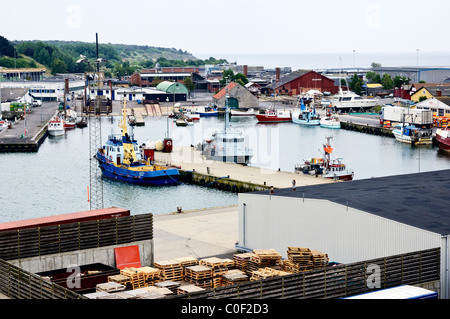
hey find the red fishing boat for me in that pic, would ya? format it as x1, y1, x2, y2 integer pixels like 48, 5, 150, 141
255, 108, 292, 123
436, 125, 450, 152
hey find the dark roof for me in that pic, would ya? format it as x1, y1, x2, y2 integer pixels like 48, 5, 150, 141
267, 69, 311, 89
251, 169, 450, 235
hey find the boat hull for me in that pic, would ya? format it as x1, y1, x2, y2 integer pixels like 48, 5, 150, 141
96, 154, 180, 186
48, 130, 65, 137
255, 114, 291, 123
205, 154, 253, 165
197, 112, 218, 117
436, 129, 450, 152
293, 118, 320, 125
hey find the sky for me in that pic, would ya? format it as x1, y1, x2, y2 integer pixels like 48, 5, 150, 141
2, 0, 450, 57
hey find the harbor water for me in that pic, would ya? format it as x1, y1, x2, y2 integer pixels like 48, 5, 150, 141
1, 114, 449, 223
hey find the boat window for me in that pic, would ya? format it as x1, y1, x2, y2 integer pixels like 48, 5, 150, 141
342, 97, 352, 101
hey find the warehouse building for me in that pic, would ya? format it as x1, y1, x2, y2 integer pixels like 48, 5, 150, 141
237, 169, 450, 298
212, 81, 259, 109
373, 66, 450, 84
267, 70, 338, 95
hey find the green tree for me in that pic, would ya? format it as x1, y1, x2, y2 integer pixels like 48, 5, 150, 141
381, 73, 393, 90
183, 76, 194, 93
0, 35, 16, 57
365, 71, 382, 83
349, 74, 364, 94
392, 76, 410, 88
50, 59, 68, 75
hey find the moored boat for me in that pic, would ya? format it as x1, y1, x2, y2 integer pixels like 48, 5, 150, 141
320, 114, 340, 129
196, 106, 218, 117
392, 123, 432, 145
435, 125, 450, 152
200, 90, 253, 164
331, 88, 378, 113
255, 108, 291, 123
230, 108, 257, 116
292, 99, 320, 125
95, 98, 180, 186
48, 116, 65, 136
294, 136, 354, 181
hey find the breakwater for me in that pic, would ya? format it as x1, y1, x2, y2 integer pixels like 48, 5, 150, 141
340, 121, 394, 137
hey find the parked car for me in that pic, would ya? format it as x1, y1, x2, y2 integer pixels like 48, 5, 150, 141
32, 100, 42, 107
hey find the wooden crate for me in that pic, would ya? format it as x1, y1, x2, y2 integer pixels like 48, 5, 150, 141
108, 274, 132, 290
96, 281, 126, 293
233, 253, 253, 272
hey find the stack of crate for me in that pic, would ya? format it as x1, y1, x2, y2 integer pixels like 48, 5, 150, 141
233, 253, 253, 273
108, 274, 132, 290
221, 269, 249, 287
311, 250, 329, 269
174, 257, 198, 280
247, 249, 282, 274
283, 247, 314, 273
250, 267, 291, 281
184, 265, 213, 289
154, 260, 184, 282
138, 266, 161, 286
199, 257, 233, 288
120, 267, 147, 289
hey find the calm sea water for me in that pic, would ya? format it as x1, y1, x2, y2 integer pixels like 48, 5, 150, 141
1, 115, 449, 223
195, 52, 450, 70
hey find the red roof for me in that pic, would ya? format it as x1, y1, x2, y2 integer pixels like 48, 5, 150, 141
0, 207, 130, 232
213, 82, 238, 100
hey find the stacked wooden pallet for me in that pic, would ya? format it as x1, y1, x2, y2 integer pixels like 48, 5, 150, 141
250, 267, 291, 281
154, 280, 180, 294
177, 284, 206, 295
184, 265, 213, 289
138, 266, 161, 286
233, 253, 253, 273
108, 274, 132, 290
154, 260, 184, 282
120, 268, 147, 289
199, 257, 233, 288
96, 281, 126, 293
221, 269, 249, 287
247, 249, 282, 274
311, 250, 329, 269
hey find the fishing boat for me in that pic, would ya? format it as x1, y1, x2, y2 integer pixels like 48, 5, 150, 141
196, 106, 219, 117
436, 125, 450, 152
255, 108, 291, 123
95, 99, 180, 186
319, 115, 341, 129
200, 90, 253, 164
230, 108, 257, 116
294, 136, 354, 181
48, 116, 65, 136
392, 123, 432, 145
292, 98, 320, 125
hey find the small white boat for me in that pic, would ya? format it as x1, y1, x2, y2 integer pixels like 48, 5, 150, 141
230, 108, 257, 116
320, 115, 341, 129
48, 116, 65, 136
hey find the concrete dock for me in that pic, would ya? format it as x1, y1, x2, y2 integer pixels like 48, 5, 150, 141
155, 145, 335, 190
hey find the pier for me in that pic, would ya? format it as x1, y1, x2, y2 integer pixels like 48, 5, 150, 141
154, 146, 335, 192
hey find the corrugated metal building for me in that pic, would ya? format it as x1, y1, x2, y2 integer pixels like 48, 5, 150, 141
373, 67, 450, 84
237, 169, 450, 298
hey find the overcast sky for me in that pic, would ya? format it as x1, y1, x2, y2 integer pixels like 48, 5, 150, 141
2, 0, 450, 56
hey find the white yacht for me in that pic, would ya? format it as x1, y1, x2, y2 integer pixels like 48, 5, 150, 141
331, 88, 378, 113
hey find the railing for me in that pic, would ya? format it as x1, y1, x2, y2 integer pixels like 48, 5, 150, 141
0, 213, 153, 261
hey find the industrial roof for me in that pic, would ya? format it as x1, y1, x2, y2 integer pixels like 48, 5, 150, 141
155, 81, 188, 94
251, 169, 450, 236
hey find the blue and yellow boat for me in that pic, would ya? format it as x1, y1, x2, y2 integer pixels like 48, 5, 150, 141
95, 99, 180, 186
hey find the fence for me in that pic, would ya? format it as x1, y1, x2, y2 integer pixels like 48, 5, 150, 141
173, 248, 440, 299
0, 258, 84, 299
0, 213, 153, 261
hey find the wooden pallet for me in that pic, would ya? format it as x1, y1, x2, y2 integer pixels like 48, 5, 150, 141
177, 284, 206, 295
154, 260, 184, 281
96, 281, 126, 293
108, 274, 132, 290
222, 270, 249, 287
174, 257, 199, 268
250, 267, 291, 281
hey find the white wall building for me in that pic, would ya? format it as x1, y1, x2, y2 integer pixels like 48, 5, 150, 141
237, 169, 450, 298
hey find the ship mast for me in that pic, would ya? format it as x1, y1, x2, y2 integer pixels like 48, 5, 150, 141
119, 97, 137, 165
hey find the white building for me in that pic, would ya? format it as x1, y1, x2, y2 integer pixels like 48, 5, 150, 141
237, 169, 450, 298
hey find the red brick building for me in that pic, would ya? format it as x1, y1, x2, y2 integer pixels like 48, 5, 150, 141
270, 70, 338, 95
